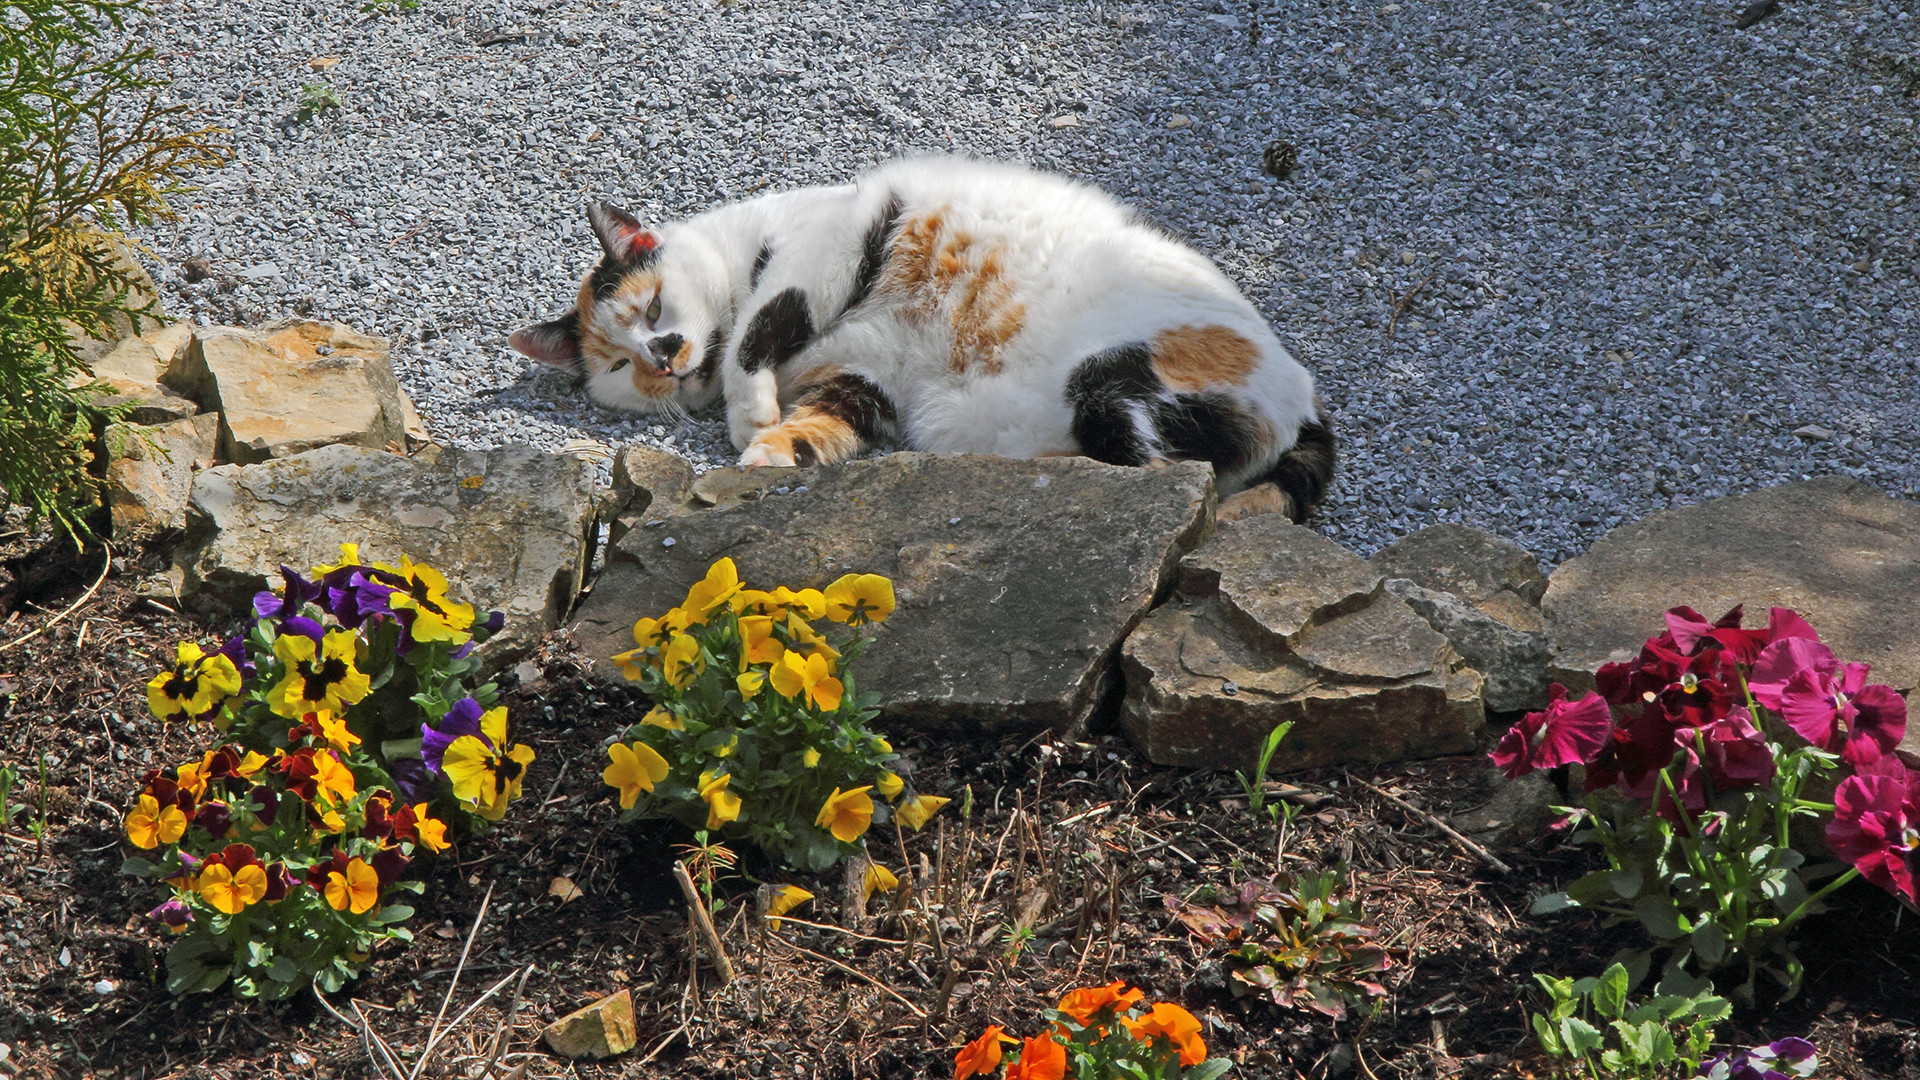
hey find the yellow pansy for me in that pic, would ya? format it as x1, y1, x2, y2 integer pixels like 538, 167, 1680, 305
863, 863, 900, 901
662, 633, 705, 689
443, 735, 536, 821
698, 769, 741, 830
324, 858, 381, 914
310, 749, 357, 807
311, 710, 361, 754
145, 641, 243, 720
603, 742, 671, 810
310, 542, 363, 576
764, 884, 813, 929
782, 613, 842, 662
737, 670, 765, 701
823, 573, 895, 626
895, 794, 951, 831
124, 794, 187, 849
769, 650, 843, 712
413, 809, 451, 853
267, 629, 371, 719
737, 615, 786, 668
711, 733, 738, 758
875, 771, 904, 799
610, 646, 651, 682
802, 747, 821, 768
681, 558, 744, 622
773, 586, 828, 620
197, 862, 268, 915
640, 706, 685, 731
814, 786, 874, 844
385, 555, 476, 644
632, 608, 693, 649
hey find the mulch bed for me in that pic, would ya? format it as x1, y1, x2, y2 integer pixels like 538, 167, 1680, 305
1, 533, 1916, 1079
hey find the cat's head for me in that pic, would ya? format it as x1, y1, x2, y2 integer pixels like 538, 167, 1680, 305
509, 202, 728, 412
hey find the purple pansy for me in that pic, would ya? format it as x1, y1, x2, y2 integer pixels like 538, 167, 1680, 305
253, 567, 324, 621
324, 569, 396, 631
1489, 683, 1613, 778
148, 898, 193, 930
1698, 1036, 1818, 1080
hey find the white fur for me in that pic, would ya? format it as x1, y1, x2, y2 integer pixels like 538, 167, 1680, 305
553, 158, 1320, 493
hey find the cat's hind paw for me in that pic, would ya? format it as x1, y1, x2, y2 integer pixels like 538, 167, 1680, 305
739, 441, 797, 468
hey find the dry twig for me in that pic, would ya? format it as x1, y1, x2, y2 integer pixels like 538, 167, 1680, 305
0, 547, 111, 654
673, 860, 735, 984
1385, 269, 1440, 339
1348, 774, 1512, 875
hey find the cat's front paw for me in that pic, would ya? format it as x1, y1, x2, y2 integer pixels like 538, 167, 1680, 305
739, 441, 797, 468
727, 401, 782, 452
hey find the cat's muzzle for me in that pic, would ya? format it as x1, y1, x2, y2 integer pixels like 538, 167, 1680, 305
647, 334, 685, 373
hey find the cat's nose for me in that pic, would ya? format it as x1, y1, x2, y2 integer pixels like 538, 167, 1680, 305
647, 334, 685, 371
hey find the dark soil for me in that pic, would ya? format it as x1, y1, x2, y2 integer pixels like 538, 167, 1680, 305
0, 532, 1915, 1079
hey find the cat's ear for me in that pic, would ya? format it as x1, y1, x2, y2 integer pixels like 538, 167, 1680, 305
588, 201, 660, 266
508, 310, 583, 373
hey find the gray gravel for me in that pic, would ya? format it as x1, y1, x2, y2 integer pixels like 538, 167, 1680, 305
121, 0, 1919, 566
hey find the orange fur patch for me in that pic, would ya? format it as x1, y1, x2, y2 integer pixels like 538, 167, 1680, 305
880, 209, 1025, 374
1150, 325, 1259, 391
1217, 483, 1295, 522
751, 407, 861, 465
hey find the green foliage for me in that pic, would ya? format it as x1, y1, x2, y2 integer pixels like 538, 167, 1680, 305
1529, 962, 1730, 1079
0, 760, 17, 827
1234, 720, 1294, 819
603, 559, 948, 872
296, 82, 340, 122
0, 0, 227, 538
1530, 743, 1851, 1002
1166, 871, 1395, 1020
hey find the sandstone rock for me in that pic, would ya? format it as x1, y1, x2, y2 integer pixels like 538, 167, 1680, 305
104, 414, 220, 539
1386, 578, 1553, 713
1544, 478, 1920, 695
177, 443, 596, 664
603, 445, 696, 546
687, 464, 802, 510
163, 320, 415, 464
1371, 523, 1548, 605
541, 988, 636, 1060
74, 324, 200, 424
571, 453, 1216, 735
65, 232, 164, 371
1121, 517, 1485, 773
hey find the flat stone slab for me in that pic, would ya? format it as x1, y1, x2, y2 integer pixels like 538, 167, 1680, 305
1544, 477, 1920, 694
177, 443, 596, 665
1371, 523, 1548, 606
164, 320, 414, 465
1121, 517, 1484, 773
571, 453, 1216, 736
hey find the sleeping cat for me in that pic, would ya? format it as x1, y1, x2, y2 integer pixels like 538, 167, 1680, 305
509, 157, 1335, 521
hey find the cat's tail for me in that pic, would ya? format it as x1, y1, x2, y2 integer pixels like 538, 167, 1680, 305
1219, 403, 1337, 524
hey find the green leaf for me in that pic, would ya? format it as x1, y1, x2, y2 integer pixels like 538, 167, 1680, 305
119, 856, 158, 877
374, 904, 415, 925
1532, 1013, 1562, 1057
1186, 1060, 1235, 1080
1609, 866, 1644, 900
1530, 891, 1579, 915
1566, 869, 1618, 907
1610, 1019, 1658, 1064
1632, 893, 1685, 940
1691, 920, 1728, 967
267, 955, 299, 983
1559, 1017, 1604, 1056
1593, 963, 1629, 1020
165, 958, 208, 995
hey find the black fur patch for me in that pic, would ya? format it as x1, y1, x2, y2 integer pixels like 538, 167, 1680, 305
695, 327, 726, 383
842, 194, 903, 317
750, 244, 772, 290
511, 309, 584, 373
792, 438, 818, 468
738, 288, 814, 373
798, 371, 899, 442
1153, 391, 1260, 478
589, 256, 630, 302
1260, 416, 1338, 522
1064, 342, 1156, 466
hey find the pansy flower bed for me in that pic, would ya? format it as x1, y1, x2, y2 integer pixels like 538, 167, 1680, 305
119, 545, 534, 997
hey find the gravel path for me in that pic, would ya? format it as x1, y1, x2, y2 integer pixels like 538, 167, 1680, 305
122, 0, 1919, 565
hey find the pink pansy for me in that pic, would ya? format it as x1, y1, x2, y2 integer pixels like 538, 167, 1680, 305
1687, 712, 1777, 791
1490, 683, 1613, 779
1664, 605, 1761, 660
1825, 755, 1920, 905
1747, 636, 1839, 713
1777, 662, 1907, 767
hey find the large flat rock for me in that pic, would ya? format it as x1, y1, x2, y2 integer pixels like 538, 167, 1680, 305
163, 320, 414, 464
177, 444, 596, 664
1544, 477, 1920, 694
571, 453, 1216, 736
1121, 517, 1485, 773
105, 413, 220, 540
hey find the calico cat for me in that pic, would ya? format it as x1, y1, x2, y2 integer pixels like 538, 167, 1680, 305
510, 157, 1335, 521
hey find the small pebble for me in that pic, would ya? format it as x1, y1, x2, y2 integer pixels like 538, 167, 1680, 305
92, 979, 115, 995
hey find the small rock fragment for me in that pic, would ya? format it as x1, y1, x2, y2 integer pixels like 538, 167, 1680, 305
541, 988, 637, 1060
1049, 114, 1082, 128
1790, 425, 1833, 441
1166, 114, 1191, 128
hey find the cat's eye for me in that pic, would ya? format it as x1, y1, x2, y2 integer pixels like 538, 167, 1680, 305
645, 294, 662, 325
